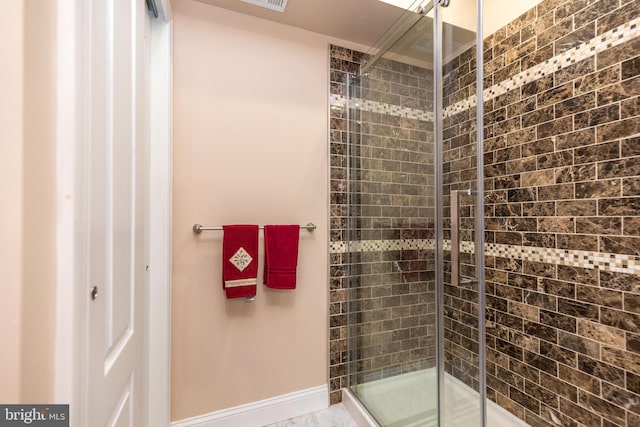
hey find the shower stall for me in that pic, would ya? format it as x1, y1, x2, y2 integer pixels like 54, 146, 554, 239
331, 0, 640, 425
332, 0, 490, 425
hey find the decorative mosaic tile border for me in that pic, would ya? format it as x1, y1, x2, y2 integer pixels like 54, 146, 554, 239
331, 239, 640, 275
330, 93, 434, 122
444, 15, 640, 117
485, 243, 640, 275
330, 239, 435, 253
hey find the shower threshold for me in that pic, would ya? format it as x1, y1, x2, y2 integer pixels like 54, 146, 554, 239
342, 368, 529, 427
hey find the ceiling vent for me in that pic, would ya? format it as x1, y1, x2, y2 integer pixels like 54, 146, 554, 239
240, 0, 288, 13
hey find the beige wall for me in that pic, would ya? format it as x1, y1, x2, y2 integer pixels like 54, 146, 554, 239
0, 0, 25, 403
171, 0, 367, 420
0, 0, 57, 403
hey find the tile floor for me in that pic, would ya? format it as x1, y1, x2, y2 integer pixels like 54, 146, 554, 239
264, 403, 359, 427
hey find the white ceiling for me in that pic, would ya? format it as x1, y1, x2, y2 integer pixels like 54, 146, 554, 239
191, 0, 544, 64
194, 0, 411, 49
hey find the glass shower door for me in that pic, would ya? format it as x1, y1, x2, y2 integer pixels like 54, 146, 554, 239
437, 0, 485, 426
345, 6, 439, 425
342, 1, 486, 426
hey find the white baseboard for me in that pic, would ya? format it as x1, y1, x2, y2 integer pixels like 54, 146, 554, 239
171, 385, 328, 427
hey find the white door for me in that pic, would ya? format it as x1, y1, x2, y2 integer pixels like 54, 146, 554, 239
87, 0, 149, 425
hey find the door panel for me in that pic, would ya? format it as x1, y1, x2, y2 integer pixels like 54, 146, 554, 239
88, 0, 147, 426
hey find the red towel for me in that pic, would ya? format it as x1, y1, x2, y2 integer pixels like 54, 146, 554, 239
263, 225, 300, 289
222, 225, 259, 299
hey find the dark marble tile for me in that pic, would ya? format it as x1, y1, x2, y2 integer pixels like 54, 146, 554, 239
601, 382, 640, 417
601, 307, 640, 334
574, 104, 620, 129
577, 318, 625, 349
523, 75, 554, 98
538, 83, 575, 108
558, 330, 600, 358
555, 22, 595, 54
522, 138, 555, 157
597, 75, 640, 105
522, 44, 555, 70
574, 140, 619, 164
555, 57, 595, 86
506, 157, 537, 174
556, 92, 596, 118
600, 270, 640, 293
511, 386, 541, 414
524, 320, 558, 344
540, 310, 577, 333
522, 105, 554, 127
525, 350, 558, 376
538, 278, 575, 298
540, 340, 578, 368
538, 183, 574, 201
576, 284, 623, 309
556, 200, 597, 216
575, 217, 621, 235
540, 371, 578, 403
559, 397, 603, 426
575, 179, 621, 199
621, 95, 640, 118
507, 126, 537, 146
624, 217, 640, 235
597, 37, 640, 71
596, 0, 640, 35
537, 150, 574, 170
599, 197, 640, 216
554, 0, 588, 21
628, 371, 640, 395
556, 128, 596, 150
538, 17, 574, 49
602, 345, 640, 375
538, 217, 575, 233
575, 0, 620, 29
600, 235, 640, 256
558, 363, 601, 396
597, 117, 640, 143
537, 117, 574, 138
598, 157, 640, 180
626, 333, 640, 352
557, 264, 599, 285
557, 298, 599, 321
575, 65, 621, 95
507, 96, 537, 118
623, 177, 640, 196
522, 201, 555, 217
622, 56, 640, 80
578, 389, 625, 425
523, 232, 556, 248
555, 164, 596, 183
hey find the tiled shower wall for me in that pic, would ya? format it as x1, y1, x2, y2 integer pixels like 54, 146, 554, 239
328, 45, 436, 404
443, 0, 640, 425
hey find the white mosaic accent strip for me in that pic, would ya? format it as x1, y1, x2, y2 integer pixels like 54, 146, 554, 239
330, 93, 434, 122
485, 243, 640, 275
444, 15, 640, 117
331, 239, 640, 275
330, 239, 435, 253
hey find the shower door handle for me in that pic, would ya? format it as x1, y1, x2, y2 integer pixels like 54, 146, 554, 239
451, 189, 477, 286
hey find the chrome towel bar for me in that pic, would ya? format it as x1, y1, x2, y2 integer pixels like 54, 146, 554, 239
193, 223, 316, 234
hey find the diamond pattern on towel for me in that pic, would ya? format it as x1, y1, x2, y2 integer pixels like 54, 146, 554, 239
230, 247, 253, 272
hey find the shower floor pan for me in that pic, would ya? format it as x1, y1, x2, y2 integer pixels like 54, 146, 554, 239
343, 368, 529, 427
